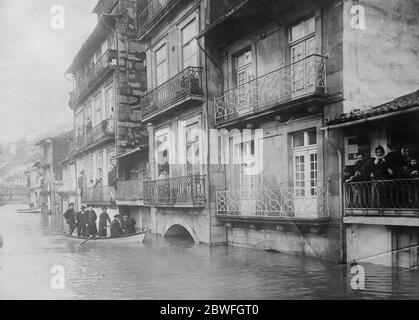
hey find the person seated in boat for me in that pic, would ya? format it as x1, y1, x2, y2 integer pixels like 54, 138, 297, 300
98, 206, 111, 237
76, 205, 87, 237
63, 203, 76, 235
110, 215, 123, 238
121, 215, 137, 235
86, 205, 98, 237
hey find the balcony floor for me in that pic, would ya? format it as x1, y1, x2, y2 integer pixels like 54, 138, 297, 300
344, 215, 419, 227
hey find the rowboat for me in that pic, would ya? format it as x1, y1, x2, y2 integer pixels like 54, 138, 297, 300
15, 208, 42, 213
58, 230, 148, 244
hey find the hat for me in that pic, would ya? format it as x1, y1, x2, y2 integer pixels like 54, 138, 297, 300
81, 205, 86, 209
114, 214, 120, 218
102, 206, 107, 210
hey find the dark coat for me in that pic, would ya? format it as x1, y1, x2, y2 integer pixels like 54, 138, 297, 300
98, 212, 111, 228
364, 157, 391, 180
63, 208, 75, 225
75, 211, 86, 226
86, 210, 98, 235
110, 220, 123, 238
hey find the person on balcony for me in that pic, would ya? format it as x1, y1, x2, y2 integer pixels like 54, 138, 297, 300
76, 205, 87, 237
364, 145, 395, 208
86, 118, 93, 133
63, 203, 76, 235
98, 206, 111, 237
86, 205, 98, 237
110, 215, 123, 238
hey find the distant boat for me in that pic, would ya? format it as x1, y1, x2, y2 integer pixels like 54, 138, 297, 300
15, 208, 42, 213
58, 230, 148, 244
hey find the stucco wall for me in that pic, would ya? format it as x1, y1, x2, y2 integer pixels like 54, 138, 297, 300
342, 0, 419, 113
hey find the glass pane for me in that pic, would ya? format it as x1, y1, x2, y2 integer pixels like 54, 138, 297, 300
306, 17, 315, 35
308, 130, 317, 145
290, 21, 305, 42
182, 19, 197, 45
293, 132, 305, 148
156, 44, 166, 64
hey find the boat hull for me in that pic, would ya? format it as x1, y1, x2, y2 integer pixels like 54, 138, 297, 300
59, 231, 147, 243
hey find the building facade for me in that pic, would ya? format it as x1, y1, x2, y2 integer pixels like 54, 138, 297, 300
65, 0, 147, 219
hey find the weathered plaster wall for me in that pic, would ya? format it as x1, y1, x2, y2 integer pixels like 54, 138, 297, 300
342, 0, 419, 113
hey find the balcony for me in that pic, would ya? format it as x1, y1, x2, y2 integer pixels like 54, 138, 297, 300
216, 186, 329, 223
76, 119, 114, 152
81, 185, 115, 205
140, 66, 203, 121
143, 175, 206, 207
115, 179, 144, 202
214, 54, 327, 126
344, 179, 419, 217
70, 49, 117, 106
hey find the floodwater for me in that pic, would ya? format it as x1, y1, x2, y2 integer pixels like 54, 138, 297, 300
1, 204, 419, 300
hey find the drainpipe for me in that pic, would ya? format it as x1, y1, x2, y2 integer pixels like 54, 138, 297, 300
323, 128, 346, 264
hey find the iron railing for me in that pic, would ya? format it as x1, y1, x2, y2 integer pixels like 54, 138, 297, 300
81, 185, 115, 205
116, 179, 144, 201
214, 54, 327, 124
216, 186, 329, 219
76, 119, 114, 151
344, 179, 419, 216
70, 49, 117, 104
140, 66, 203, 119
137, 0, 172, 34
144, 174, 206, 206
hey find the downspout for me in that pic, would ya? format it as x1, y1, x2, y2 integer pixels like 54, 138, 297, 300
323, 128, 345, 263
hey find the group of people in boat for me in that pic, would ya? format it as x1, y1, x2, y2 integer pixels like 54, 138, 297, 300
63, 203, 137, 238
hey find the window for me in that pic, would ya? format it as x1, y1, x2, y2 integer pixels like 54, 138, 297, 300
84, 103, 93, 131
185, 122, 200, 174
95, 152, 103, 182
233, 134, 257, 191
105, 86, 114, 119
289, 16, 316, 95
75, 111, 84, 137
234, 47, 253, 86
155, 43, 168, 87
292, 129, 318, 197
155, 129, 170, 178
94, 94, 102, 125
181, 19, 198, 68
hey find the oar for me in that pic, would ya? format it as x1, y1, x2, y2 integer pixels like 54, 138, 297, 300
78, 236, 92, 246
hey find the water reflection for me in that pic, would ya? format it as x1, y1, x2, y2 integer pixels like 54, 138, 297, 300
0, 204, 419, 299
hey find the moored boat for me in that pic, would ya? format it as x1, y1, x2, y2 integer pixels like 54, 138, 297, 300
58, 230, 148, 243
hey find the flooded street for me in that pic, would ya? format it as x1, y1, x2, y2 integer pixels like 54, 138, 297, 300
1, 204, 419, 300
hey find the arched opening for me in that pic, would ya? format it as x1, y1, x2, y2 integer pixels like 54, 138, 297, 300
164, 224, 196, 246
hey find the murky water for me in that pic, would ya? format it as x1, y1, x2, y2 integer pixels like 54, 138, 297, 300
1, 204, 419, 300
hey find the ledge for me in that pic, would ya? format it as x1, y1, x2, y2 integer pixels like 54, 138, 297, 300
344, 215, 419, 227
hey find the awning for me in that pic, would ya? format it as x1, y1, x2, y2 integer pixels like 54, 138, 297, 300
111, 147, 144, 160
321, 90, 419, 131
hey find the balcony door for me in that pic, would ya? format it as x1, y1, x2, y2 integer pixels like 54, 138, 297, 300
155, 128, 170, 179
292, 130, 318, 218
290, 17, 316, 97
181, 18, 198, 69
155, 43, 168, 87
234, 47, 254, 116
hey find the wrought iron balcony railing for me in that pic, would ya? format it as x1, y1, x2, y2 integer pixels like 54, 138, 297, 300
216, 185, 329, 219
214, 54, 327, 125
140, 66, 203, 120
81, 185, 115, 205
76, 119, 114, 151
70, 49, 117, 105
137, 0, 172, 35
143, 174, 206, 206
344, 179, 419, 216
116, 179, 144, 201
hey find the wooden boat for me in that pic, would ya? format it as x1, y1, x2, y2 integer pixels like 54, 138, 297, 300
15, 208, 42, 213
58, 230, 148, 244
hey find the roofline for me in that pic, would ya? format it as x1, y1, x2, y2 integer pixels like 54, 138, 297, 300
321, 105, 419, 131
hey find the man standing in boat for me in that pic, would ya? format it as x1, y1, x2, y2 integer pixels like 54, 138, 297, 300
110, 215, 123, 238
76, 205, 87, 237
63, 203, 76, 235
98, 206, 111, 237
86, 205, 98, 237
